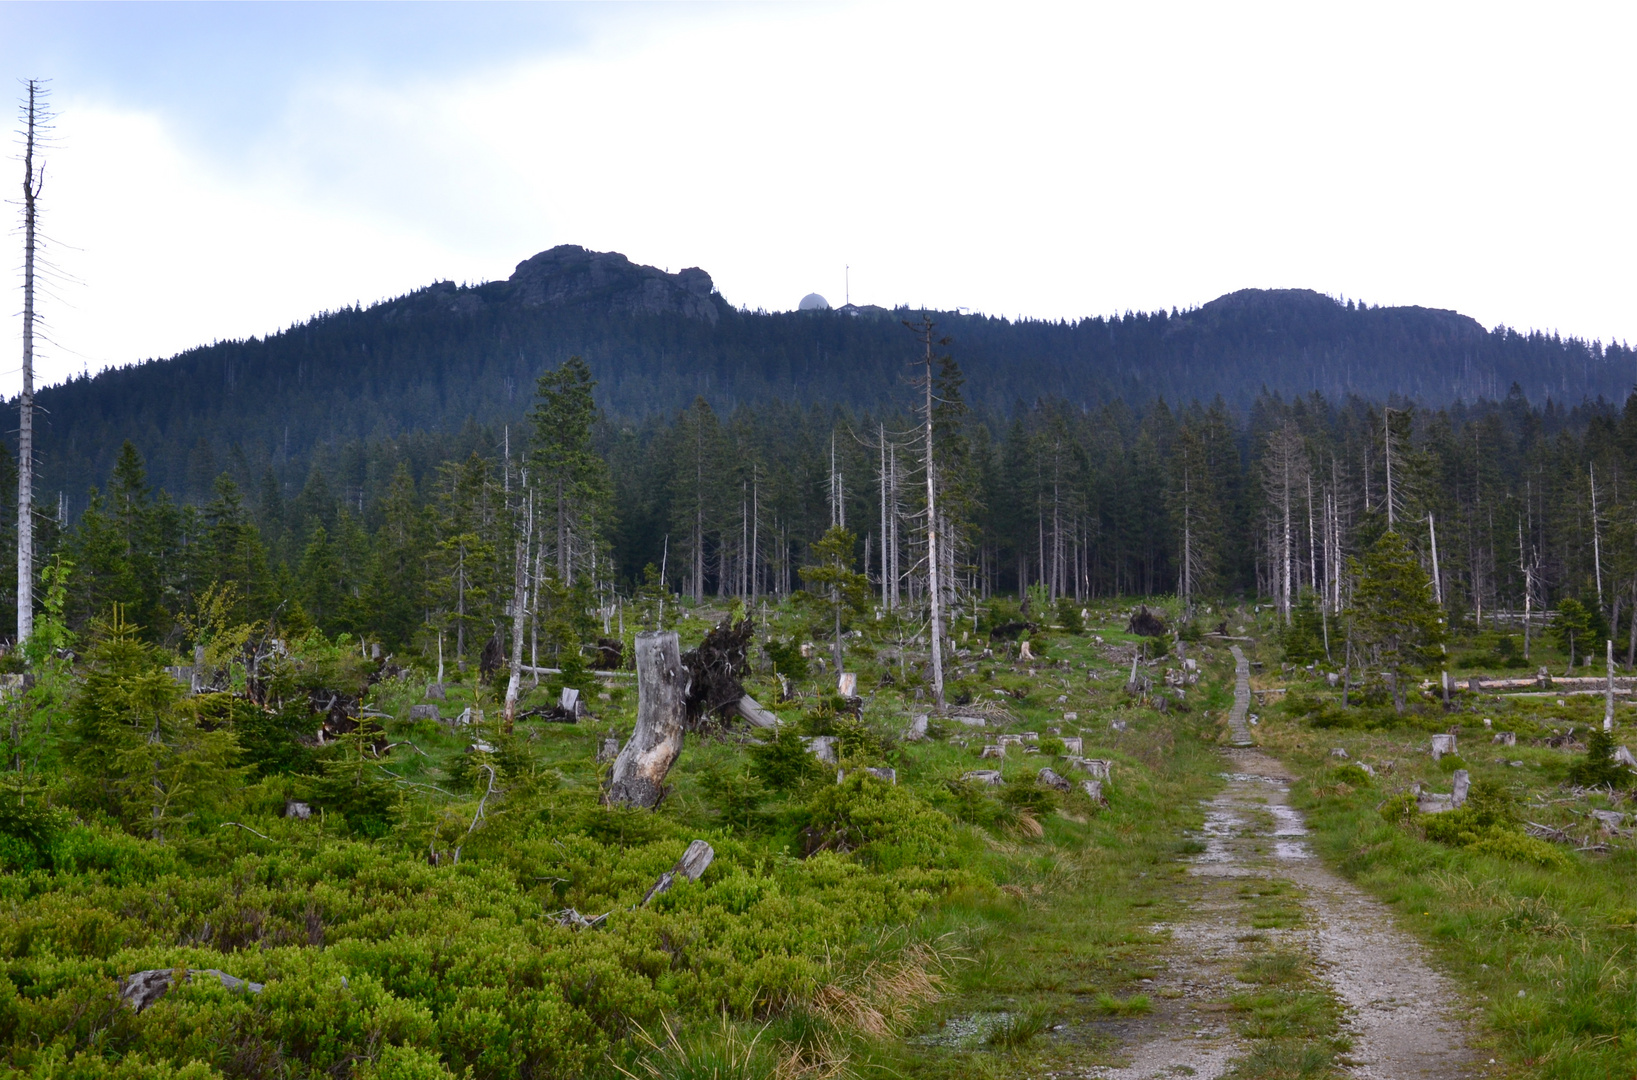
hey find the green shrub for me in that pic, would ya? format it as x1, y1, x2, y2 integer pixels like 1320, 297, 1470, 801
800, 773, 964, 870
748, 727, 824, 792
1568, 728, 1636, 789
1054, 597, 1084, 635
763, 638, 808, 682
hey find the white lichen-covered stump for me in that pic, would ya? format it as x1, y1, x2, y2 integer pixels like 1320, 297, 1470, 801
1430, 733, 1457, 760
605, 631, 689, 808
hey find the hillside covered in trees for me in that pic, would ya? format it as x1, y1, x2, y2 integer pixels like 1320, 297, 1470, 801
0, 340, 1633, 674
20, 245, 1637, 517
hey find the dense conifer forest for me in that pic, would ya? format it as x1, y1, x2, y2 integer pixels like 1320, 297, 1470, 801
4, 355, 1636, 669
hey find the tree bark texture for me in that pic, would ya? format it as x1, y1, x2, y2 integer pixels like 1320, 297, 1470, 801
605, 631, 688, 808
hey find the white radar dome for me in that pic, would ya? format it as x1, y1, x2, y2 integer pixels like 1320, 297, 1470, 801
798, 293, 831, 311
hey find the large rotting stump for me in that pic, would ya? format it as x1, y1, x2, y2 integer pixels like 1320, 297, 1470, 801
605, 631, 690, 809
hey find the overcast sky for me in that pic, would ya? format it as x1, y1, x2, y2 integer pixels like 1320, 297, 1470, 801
2, 1, 1634, 393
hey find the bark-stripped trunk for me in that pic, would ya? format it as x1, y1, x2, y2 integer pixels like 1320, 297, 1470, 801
503, 495, 533, 734
17, 82, 42, 646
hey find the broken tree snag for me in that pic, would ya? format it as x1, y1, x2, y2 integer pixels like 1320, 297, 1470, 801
734, 695, 780, 729
1430, 733, 1457, 760
605, 631, 689, 809
641, 839, 714, 905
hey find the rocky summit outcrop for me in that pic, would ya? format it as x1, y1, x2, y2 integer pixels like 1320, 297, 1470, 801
505, 246, 722, 324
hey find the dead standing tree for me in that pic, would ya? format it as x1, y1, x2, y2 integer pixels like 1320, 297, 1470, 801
907, 316, 947, 710
1262, 423, 1309, 625
15, 80, 50, 647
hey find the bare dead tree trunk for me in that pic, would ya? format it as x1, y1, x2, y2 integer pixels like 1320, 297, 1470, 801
17, 81, 46, 648
605, 631, 688, 808
910, 317, 946, 710
503, 494, 533, 734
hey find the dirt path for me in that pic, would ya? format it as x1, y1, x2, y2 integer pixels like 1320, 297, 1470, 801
1084, 748, 1484, 1079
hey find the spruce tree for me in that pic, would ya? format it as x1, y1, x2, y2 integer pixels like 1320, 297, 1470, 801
1351, 531, 1446, 712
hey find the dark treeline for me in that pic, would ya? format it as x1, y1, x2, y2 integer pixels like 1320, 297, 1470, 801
20, 245, 1637, 521
13, 342, 1637, 667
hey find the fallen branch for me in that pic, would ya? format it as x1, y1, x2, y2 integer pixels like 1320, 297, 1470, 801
452, 764, 497, 865
121, 967, 264, 1012
219, 822, 273, 842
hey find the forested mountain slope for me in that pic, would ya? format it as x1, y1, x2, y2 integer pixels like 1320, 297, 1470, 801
24, 245, 1635, 507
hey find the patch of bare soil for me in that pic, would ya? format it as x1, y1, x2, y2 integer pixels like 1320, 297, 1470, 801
1079, 748, 1485, 1079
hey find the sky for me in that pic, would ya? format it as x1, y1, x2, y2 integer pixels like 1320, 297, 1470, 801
2, 1, 1635, 394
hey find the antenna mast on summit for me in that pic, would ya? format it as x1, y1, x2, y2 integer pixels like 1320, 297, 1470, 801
845, 265, 849, 306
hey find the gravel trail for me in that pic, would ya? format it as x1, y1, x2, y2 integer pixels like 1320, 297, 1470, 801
1084, 749, 1483, 1079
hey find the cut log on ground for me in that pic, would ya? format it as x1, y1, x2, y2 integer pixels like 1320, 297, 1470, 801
962, 769, 1004, 786
734, 695, 780, 729
605, 631, 689, 809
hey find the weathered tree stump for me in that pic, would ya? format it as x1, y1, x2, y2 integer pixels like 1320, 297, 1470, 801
1492, 731, 1517, 746
1061, 736, 1083, 756
1072, 757, 1113, 780
1081, 779, 1105, 803
1430, 733, 1457, 760
605, 631, 689, 809
837, 766, 897, 785
1451, 768, 1470, 807
904, 714, 929, 740
980, 744, 1005, 759
407, 704, 440, 722
961, 769, 1004, 786
1330, 747, 1349, 759
596, 737, 621, 763
1037, 768, 1073, 792
283, 800, 312, 820
641, 839, 714, 905
802, 735, 838, 763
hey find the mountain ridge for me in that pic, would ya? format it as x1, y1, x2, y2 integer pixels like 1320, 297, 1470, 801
21, 246, 1635, 509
